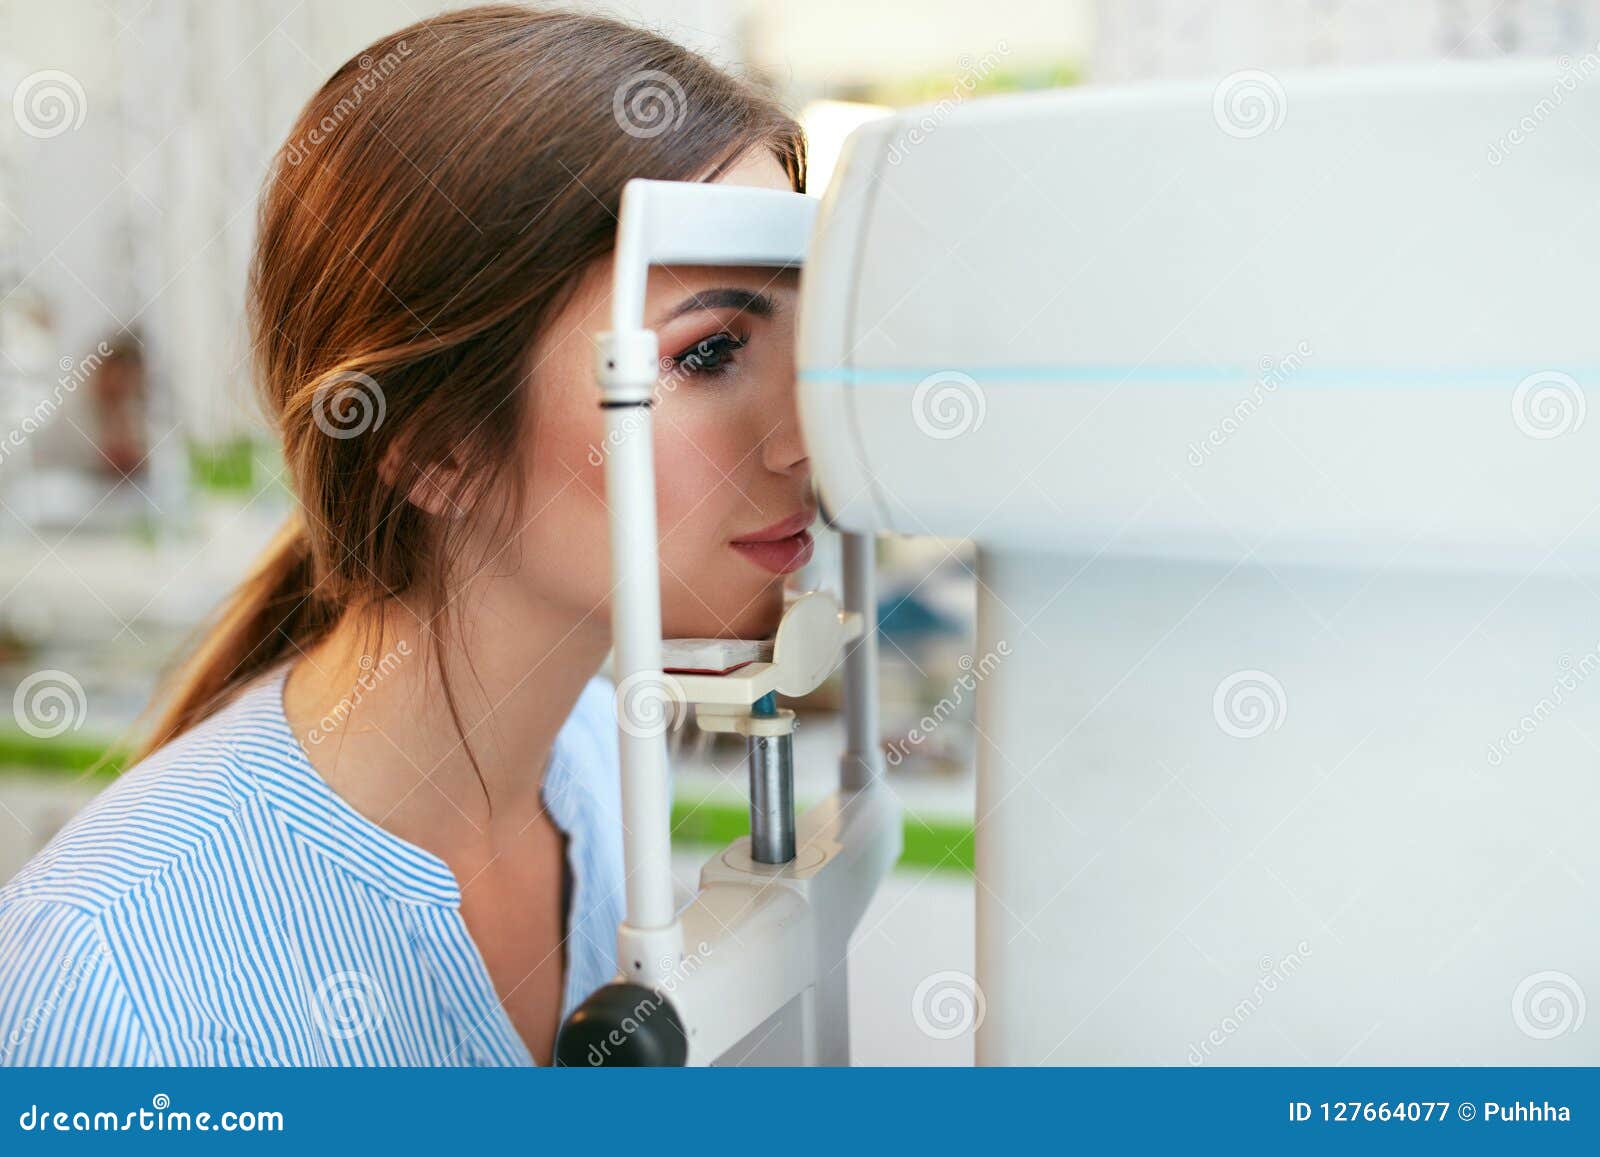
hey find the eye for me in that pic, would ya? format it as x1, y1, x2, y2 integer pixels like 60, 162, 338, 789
669, 332, 746, 377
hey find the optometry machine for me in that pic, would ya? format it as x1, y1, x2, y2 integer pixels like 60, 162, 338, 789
558, 61, 1600, 1065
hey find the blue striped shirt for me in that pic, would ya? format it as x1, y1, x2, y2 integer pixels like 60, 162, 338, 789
0, 662, 626, 1065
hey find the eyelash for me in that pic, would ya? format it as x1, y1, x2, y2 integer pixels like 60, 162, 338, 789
669, 331, 747, 378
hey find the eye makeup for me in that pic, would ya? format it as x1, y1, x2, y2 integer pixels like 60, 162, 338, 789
655, 286, 777, 381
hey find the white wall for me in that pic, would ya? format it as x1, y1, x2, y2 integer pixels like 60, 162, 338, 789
1093, 0, 1600, 82
0, 0, 751, 466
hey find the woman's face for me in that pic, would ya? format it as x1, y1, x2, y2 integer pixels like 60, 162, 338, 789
514, 150, 813, 643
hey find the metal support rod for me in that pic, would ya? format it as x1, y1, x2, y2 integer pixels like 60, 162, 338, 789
747, 692, 796, 864
839, 531, 884, 790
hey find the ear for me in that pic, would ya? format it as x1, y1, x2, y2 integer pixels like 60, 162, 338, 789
379, 439, 469, 519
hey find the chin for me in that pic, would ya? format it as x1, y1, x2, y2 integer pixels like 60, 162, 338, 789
664, 585, 784, 641
743, 593, 787, 638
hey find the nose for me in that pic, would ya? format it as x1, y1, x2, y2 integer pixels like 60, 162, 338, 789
762, 366, 810, 480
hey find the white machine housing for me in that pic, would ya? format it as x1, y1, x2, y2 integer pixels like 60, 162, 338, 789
801, 61, 1600, 567
799, 62, 1600, 1064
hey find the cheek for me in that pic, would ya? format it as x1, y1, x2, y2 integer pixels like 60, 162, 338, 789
528, 396, 605, 516
516, 391, 613, 601
655, 408, 745, 547
655, 406, 784, 635
515, 380, 780, 636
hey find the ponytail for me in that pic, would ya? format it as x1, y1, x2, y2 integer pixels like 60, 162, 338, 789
130, 512, 336, 762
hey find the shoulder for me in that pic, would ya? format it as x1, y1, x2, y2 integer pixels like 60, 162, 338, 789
0, 691, 275, 916
569, 672, 619, 755
0, 668, 313, 924
0, 672, 321, 1065
0, 895, 154, 1064
547, 673, 628, 999
546, 673, 620, 817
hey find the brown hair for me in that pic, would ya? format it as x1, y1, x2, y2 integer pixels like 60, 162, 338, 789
132, 3, 804, 764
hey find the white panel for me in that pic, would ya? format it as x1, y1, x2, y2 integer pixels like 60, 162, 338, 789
799, 63, 1600, 568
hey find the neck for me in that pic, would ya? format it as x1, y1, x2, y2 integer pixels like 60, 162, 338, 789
283, 592, 612, 852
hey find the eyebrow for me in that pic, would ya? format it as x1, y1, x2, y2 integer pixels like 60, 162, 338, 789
650, 287, 778, 328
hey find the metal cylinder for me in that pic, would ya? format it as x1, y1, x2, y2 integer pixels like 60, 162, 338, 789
747, 693, 795, 864
840, 531, 884, 790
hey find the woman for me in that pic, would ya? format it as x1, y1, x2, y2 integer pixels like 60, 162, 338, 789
0, 4, 813, 1066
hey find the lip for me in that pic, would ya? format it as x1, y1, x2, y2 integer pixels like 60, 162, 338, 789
732, 508, 817, 544
730, 507, 817, 575
730, 531, 814, 575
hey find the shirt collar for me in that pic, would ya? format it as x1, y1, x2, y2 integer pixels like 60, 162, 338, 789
232, 663, 464, 906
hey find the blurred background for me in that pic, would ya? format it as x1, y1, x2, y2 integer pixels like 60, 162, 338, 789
2, 0, 1598, 1063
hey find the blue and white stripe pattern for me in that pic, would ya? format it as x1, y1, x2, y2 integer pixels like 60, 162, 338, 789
0, 663, 626, 1065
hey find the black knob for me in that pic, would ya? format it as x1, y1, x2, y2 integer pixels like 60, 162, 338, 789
553, 982, 689, 1066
